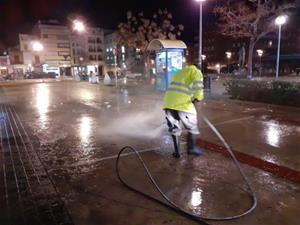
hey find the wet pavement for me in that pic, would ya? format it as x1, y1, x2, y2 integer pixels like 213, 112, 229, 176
0, 79, 299, 225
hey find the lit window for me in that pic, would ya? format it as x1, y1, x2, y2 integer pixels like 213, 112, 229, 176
121, 46, 125, 53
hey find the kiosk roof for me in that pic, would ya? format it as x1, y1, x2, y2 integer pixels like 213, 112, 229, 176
147, 39, 187, 51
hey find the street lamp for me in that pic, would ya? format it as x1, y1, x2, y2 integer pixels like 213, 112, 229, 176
195, 0, 206, 71
73, 19, 86, 33
32, 41, 43, 52
216, 63, 220, 74
225, 51, 232, 74
31, 41, 43, 66
201, 55, 206, 73
256, 49, 263, 77
275, 15, 287, 80
72, 19, 87, 79
113, 48, 118, 87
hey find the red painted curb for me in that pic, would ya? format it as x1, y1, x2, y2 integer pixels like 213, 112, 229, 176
197, 139, 300, 184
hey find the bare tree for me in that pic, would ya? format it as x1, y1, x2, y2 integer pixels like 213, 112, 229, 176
214, 0, 296, 77
117, 9, 184, 73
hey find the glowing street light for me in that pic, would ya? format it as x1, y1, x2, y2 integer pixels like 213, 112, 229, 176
31, 41, 43, 65
73, 19, 86, 33
72, 19, 86, 77
225, 51, 232, 59
256, 49, 264, 77
275, 15, 287, 80
201, 55, 206, 73
32, 41, 43, 52
225, 52, 232, 74
275, 15, 288, 26
195, 0, 207, 71
256, 49, 263, 57
216, 63, 220, 74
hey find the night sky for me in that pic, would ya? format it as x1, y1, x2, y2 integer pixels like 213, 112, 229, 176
1, 0, 299, 51
0, 0, 216, 50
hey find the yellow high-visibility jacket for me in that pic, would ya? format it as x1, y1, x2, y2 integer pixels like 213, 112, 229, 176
163, 65, 204, 114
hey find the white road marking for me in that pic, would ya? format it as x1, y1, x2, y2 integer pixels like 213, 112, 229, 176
200, 116, 254, 128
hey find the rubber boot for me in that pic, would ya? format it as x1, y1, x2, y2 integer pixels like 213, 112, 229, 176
171, 135, 180, 158
187, 133, 204, 156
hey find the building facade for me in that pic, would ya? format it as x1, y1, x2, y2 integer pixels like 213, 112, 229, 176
8, 45, 28, 77
18, 34, 38, 72
103, 30, 149, 74
32, 20, 72, 76
103, 31, 129, 74
104, 31, 117, 67
71, 27, 105, 76
0, 53, 10, 77
8, 20, 106, 77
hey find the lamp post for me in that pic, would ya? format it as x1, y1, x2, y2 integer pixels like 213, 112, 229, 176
225, 51, 232, 74
195, 0, 206, 71
225, 52, 232, 73
216, 63, 220, 74
31, 41, 43, 79
79, 57, 84, 76
201, 54, 206, 73
275, 15, 287, 80
256, 49, 263, 77
32, 41, 43, 68
62, 55, 71, 79
72, 19, 86, 79
113, 48, 118, 87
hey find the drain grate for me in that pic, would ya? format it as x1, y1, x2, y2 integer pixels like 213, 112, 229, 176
0, 105, 73, 225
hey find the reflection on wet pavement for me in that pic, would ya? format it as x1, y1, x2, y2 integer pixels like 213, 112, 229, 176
265, 121, 280, 147
35, 83, 50, 130
261, 118, 298, 149
0, 80, 300, 225
262, 153, 280, 165
190, 190, 203, 207
79, 115, 92, 147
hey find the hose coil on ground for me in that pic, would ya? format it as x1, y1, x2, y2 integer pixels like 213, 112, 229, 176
116, 115, 257, 225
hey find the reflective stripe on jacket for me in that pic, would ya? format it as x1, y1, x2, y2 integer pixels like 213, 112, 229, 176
163, 65, 204, 114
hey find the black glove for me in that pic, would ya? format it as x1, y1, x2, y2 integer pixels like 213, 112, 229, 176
192, 99, 200, 104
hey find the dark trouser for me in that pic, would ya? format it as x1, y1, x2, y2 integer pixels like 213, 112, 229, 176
165, 109, 201, 157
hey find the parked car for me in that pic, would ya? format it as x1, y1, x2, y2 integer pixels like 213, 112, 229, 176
24, 72, 57, 79
220, 63, 240, 74
4, 73, 14, 80
46, 72, 58, 78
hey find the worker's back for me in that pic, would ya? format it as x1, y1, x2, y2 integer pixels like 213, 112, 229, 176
163, 65, 204, 114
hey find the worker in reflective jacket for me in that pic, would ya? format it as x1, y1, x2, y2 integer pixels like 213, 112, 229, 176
163, 65, 204, 158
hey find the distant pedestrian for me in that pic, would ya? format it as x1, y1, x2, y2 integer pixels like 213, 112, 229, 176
104, 73, 112, 85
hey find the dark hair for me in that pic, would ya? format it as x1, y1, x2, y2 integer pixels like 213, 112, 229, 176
192, 63, 200, 70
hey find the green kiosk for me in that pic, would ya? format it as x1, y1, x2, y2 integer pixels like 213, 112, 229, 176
147, 39, 187, 91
